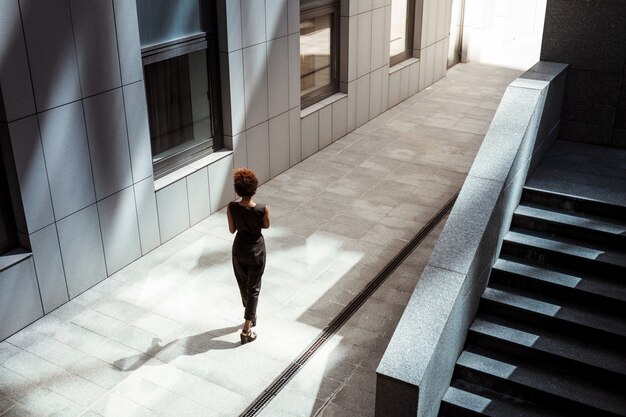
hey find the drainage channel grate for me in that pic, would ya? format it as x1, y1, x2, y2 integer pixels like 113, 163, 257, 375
240, 193, 458, 417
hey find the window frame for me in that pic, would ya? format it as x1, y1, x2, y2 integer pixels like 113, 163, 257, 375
389, 0, 416, 67
300, 2, 341, 109
139, 8, 223, 179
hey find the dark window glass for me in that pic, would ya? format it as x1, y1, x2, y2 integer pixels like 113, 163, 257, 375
0, 149, 17, 255
144, 50, 212, 164
300, 3, 340, 108
390, 0, 415, 66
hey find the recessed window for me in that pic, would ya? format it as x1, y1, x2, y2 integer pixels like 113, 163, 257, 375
137, 0, 222, 178
300, 2, 340, 109
390, 0, 415, 66
144, 49, 212, 166
0, 149, 17, 255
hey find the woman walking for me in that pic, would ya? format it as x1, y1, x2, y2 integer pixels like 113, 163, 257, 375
227, 168, 270, 344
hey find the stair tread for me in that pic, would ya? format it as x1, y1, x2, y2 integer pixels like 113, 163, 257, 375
522, 186, 626, 214
470, 315, 626, 376
492, 258, 626, 303
515, 204, 626, 234
442, 386, 564, 417
504, 230, 626, 269
456, 351, 626, 415
481, 287, 626, 338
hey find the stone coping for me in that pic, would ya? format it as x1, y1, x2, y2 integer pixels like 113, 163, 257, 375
375, 61, 568, 417
154, 149, 233, 191
0, 248, 32, 273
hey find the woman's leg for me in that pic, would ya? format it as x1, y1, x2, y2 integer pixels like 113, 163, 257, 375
243, 261, 265, 323
232, 255, 248, 308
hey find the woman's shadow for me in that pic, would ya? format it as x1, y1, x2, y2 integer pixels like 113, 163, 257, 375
114, 325, 241, 371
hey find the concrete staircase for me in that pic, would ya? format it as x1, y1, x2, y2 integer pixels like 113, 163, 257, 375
438, 187, 626, 417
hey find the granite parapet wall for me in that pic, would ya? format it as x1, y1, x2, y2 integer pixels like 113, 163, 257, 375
375, 61, 568, 417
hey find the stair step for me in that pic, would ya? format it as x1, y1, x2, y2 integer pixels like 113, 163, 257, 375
491, 258, 626, 305
468, 315, 626, 378
455, 350, 626, 416
521, 187, 626, 221
440, 385, 565, 417
513, 204, 626, 248
502, 230, 626, 273
480, 287, 626, 339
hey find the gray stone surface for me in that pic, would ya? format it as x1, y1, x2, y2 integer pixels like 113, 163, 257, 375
56, 204, 107, 298
527, 140, 626, 207
243, 43, 269, 130
7, 116, 54, 234
38, 102, 95, 221
29, 224, 68, 314
98, 187, 142, 275
467, 87, 542, 182
269, 112, 290, 178
541, 0, 626, 73
186, 168, 211, 226
541, 0, 626, 149
241, 0, 267, 48
246, 121, 271, 184
84, 89, 133, 201
428, 176, 502, 275
562, 69, 621, 127
20, 0, 82, 112
0, 0, 36, 122
0, 257, 42, 341
208, 152, 235, 213
123, 81, 153, 183
70, 0, 121, 97
156, 179, 191, 243
267, 37, 290, 119
112, 0, 143, 85
134, 176, 161, 255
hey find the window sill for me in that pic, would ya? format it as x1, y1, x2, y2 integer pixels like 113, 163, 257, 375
389, 57, 420, 74
154, 149, 233, 192
0, 248, 32, 273
301, 92, 348, 118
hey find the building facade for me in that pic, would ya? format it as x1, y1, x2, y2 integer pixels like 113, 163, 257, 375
0, 0, 454, 341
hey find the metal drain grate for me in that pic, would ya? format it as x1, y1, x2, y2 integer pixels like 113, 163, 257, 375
240, 193, 458, 417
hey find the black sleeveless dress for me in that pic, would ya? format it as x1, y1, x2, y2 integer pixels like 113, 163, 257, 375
229, 202, 266, 262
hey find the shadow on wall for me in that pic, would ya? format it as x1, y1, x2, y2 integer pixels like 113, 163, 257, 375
0, 0, 153, 334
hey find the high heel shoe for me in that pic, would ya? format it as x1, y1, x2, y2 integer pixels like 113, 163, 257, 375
240, 329, 257, 344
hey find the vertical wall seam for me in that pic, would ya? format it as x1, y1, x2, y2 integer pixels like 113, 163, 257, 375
16, 0, 39, 116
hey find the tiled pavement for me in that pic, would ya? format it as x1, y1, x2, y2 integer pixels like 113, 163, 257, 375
0, 63, 522, 417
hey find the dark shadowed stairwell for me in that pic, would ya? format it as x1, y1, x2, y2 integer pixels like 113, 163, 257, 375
439, 141, 626, 417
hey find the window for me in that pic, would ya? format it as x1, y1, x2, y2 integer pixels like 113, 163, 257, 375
300, 1, 340, 109
389, 0, 415, 66
0, 149, 17, 255
137, 0, 222, 178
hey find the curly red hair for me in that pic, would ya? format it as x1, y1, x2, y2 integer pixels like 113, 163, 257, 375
233, 168, 258, 197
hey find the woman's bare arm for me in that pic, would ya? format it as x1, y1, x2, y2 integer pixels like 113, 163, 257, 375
227, 204, 236, 234
262, 206, 270, 229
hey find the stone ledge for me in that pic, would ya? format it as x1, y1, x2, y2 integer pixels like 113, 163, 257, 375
154, 149, 233, 191
0, 248, 32, 274
300, 92, 348, 118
